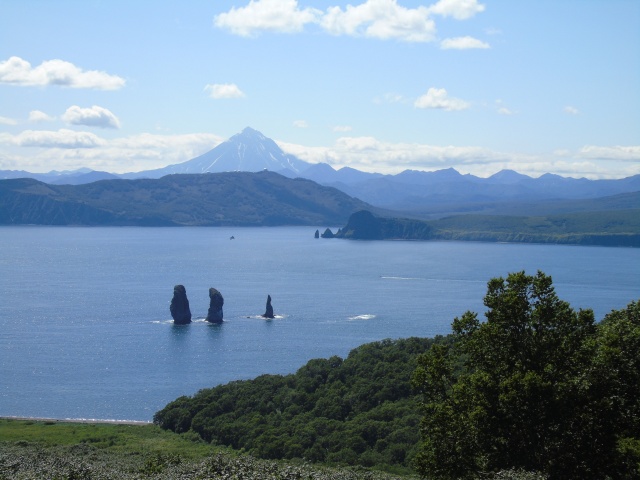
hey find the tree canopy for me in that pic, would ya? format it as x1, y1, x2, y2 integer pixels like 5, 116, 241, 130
412, 271, 640, 479
154, 336, 444, 473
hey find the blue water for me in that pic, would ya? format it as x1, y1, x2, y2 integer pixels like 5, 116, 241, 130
0, 226, 638, 421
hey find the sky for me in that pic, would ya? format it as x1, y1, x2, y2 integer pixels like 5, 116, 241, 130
0, 0, 639, 179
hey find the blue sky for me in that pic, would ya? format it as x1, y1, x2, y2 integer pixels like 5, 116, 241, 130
0, 0, 638, 178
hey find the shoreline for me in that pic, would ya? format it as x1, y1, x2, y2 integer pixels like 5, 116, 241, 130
1, 416, 152, 426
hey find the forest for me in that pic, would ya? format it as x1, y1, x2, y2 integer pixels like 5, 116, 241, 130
154, 336, 442, 474
332, 209, 640, 247
155, 271, 640, 479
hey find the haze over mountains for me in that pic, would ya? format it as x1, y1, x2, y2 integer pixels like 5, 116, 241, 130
2, 127, 639, 218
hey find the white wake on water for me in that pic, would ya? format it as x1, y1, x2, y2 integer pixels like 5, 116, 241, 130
348, 314, 376, 321
380, 276, 422, 281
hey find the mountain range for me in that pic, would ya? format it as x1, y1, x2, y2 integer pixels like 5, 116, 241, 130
0, 171, 375, 226
1, 127, 639, 220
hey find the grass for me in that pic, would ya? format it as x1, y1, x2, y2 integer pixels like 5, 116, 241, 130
0, 418, 213, 459
0, 419, 546, 479
0, 419, 418, 479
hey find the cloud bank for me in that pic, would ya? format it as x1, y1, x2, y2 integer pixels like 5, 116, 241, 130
0, 131, 222, 173
1, 130, 637, 179
214, 0, 486, 44
4, 129, 106, 149
0, 56, 125, 90
277, 136, 640, 179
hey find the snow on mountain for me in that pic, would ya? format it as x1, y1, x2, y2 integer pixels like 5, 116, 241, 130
128, 127, 311, 178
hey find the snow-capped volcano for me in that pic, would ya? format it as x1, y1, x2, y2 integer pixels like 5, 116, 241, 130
132, 127, 311, 178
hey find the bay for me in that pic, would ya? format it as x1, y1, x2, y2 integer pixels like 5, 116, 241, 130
0, 226, 638, 421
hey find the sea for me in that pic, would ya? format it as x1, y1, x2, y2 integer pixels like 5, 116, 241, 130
1, 226, 638, 422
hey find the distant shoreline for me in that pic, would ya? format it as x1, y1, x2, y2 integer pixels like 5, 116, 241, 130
1, 416, 151, 426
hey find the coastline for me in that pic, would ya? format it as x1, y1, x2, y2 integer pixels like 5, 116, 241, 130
1, 416, 151, 426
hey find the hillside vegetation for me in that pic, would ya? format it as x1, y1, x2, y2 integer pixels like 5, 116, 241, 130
333, 209, 640, 247
154, 337, 445, 474
0, 419, 415, 479
0, 171, 374, 226
413, 272, 640, 479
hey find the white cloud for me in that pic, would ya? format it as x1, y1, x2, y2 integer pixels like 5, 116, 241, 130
293, 120, 308, 128
333, 125, 353, 132
497, 107, 513, 115
563, 105, 580, 115
62, 105, 121, 129
428, 0, 485, 20
0, 56, 125, 90
205, 83, 246, 99
214, 0, 484, 42
414, 87, 470, 111
440, 36, 489, 49
3, 129, 106, 149
29, 110, 56, 122
279, 135, 511, 174
214, 0, 321, 36
0, 131, 222, 173
577, 145, 640, 162
278, 136, 640, 179
321, 0, 436, 42
0, 116, 17, 125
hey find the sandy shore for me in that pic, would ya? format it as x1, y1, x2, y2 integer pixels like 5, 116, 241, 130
1, 416, 151, 426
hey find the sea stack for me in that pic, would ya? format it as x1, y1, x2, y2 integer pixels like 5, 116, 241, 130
314, 229, 320, 239
206, 287, 224, 324
262, 295, 274, 319
321, 228, 334, 238
170, 285, 192, 325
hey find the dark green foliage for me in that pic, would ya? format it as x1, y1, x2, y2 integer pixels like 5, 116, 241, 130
154, 337, 444, 472
334, 210, 640, 247
0, 172, 374, 226
412, 271, 640, 479
430, 210, 640, 246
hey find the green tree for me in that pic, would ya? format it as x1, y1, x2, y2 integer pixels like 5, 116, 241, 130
591, 300, 640, 477
412, 271, 639, 479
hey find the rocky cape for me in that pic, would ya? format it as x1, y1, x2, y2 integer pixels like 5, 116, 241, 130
327, 210, 640, 247
0, 171, 377, 226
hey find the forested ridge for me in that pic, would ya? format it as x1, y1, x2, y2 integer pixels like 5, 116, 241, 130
154, 336, 446, 473
155, 272, 640, 479
0, 172, 374, 226
333, 209, 640, 247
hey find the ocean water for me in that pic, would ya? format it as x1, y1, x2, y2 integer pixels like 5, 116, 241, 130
1, 226, 638, 421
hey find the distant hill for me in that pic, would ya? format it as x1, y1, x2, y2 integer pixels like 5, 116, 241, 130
0, 172, 375, 226
332, 210, 640, 247
0, 167, 118, 185
335, 168, 640, 215
399, 191, 640, 219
